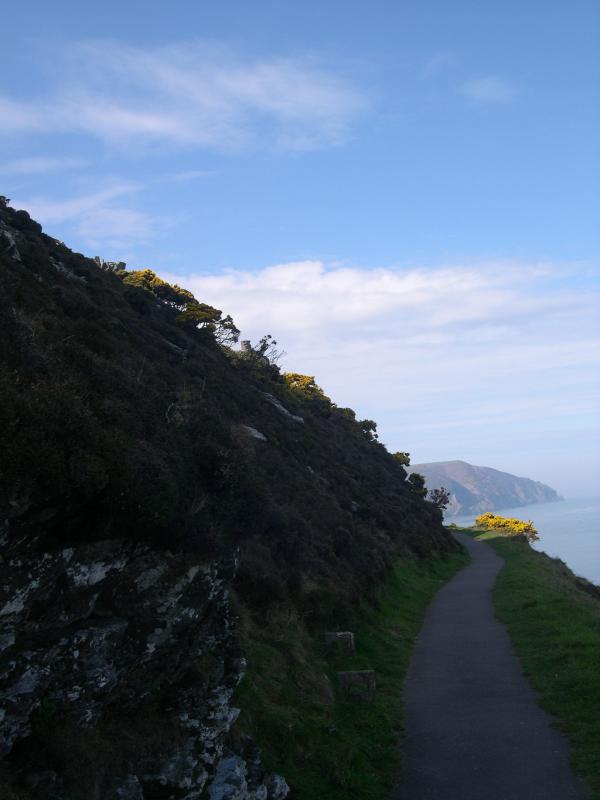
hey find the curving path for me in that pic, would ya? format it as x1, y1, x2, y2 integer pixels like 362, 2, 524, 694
391, 533, 589, 800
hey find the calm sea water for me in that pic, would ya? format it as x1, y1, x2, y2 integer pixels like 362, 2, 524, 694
451, 497, 600, 586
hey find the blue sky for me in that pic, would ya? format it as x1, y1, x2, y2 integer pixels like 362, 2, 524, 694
2, 0, 599, 495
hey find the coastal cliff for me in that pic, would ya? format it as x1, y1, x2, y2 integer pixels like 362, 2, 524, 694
412, 460, 562, 516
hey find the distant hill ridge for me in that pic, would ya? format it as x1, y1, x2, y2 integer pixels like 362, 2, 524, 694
411, 460, 562, 517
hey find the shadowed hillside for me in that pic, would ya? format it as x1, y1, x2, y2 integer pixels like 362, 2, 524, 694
0, 198, 456, 798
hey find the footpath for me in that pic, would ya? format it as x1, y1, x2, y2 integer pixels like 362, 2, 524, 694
391, 532, 589, 800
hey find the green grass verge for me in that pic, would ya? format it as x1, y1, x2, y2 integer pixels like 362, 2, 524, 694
232, 550, 468, 800
472, 529, 600, 799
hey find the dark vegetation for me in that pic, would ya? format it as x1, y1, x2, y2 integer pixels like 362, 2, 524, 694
428, 486, 451, 509
459, 526, 600, 799
0, 199, 455, 621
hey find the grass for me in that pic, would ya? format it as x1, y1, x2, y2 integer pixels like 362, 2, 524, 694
467, 527, 600, 799
232, 549, 468, 800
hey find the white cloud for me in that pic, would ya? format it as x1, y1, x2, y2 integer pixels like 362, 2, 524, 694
461, 76, 516, 104
167, 260, 581, 337
160, 258, 600, 472
0, 97, 43, 133
0, 41, 368, 152
0, 156, 89, 175
161, 169, 215, 183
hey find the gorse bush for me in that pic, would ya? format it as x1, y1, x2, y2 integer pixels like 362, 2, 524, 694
119, 267, 195, 309
475, 512, 539, 542
118, 267, 240, 345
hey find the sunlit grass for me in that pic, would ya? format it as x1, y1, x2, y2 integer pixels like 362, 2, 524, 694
467, 528, 600, 799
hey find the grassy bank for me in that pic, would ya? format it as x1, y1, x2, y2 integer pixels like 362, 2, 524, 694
469, 528, 600, 799
232, 550, 468, 800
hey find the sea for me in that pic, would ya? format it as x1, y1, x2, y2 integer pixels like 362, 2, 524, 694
450, 497, 600, 587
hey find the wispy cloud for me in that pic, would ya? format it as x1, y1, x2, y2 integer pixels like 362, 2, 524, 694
8, 166, 216, 248
423, 52, 456, 78
19, 181, 140, 223
0, 156, 89, 175
14, 181, 154, 250
0, 97, 43, 133
461, 76, 516, 104
159, 169, 215, 183
0, 41, 368, 152
75, 206, 155, 249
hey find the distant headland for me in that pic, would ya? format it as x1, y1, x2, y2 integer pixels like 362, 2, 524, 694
411, 460, 563, 517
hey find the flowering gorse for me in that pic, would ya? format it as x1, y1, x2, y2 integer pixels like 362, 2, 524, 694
475, 512, 539, 543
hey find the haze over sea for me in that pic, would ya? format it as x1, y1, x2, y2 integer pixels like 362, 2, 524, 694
453, 497, 600, 586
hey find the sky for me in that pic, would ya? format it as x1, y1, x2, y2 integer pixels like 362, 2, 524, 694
1, 0, 599, 496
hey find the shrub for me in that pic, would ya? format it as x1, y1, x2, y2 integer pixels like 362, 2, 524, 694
475, 512, 539, 542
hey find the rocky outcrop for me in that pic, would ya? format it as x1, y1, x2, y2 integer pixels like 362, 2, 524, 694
412, 460, 562, 517
0, 529, 287, 799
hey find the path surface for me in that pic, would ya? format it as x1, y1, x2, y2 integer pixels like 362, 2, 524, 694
391, 533, 589, 800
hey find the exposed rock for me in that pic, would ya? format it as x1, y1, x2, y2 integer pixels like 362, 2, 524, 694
0, 535, 287, 798
262, 393, 304, 424
206, 749, 283, 800
50, 254, 86, 281
208, 754, 250, 800
242, 425, 267, 442
0, 221, 22, 262
264, 774, 290, 799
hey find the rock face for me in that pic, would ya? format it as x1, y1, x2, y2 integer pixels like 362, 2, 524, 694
0, 530, 287, 799
412, 460, 562, 517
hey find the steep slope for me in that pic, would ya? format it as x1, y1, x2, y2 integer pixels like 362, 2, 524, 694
412, 460, 562, 516
0, 199, 456, 799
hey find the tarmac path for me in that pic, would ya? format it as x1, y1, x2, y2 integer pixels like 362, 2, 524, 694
391, 532, 589, 800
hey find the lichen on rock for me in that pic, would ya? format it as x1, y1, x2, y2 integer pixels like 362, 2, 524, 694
0, 534, 287, 798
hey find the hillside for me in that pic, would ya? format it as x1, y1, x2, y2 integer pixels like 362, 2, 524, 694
0, 198, 456, 799
412, 459, 562, 516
